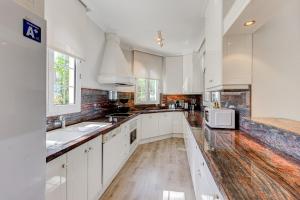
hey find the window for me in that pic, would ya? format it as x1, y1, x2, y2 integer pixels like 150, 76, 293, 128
135, 78, 159, 104
47, 49, 81, 116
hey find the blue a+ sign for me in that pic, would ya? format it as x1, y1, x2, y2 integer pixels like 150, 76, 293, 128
23, 19, 41, 43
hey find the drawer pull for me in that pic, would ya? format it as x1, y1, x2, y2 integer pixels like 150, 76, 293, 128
84, 149, 89, 153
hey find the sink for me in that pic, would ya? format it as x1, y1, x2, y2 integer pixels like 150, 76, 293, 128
66, 122, 111, 132
46, 122, 111, 148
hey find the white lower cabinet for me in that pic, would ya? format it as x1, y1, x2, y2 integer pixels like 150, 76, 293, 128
67, 144, 88, 200
66, 136, 102, 200
46, 155, 67, 200
141, 114, 159, 139
183, 118, 223, 200
87, 137, 102, 200
158, 112, 173, 135
172, 112, 183, 133
141, 112, 184, 140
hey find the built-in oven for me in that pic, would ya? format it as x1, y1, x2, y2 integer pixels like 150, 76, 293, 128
129, 119, 138, 153
130, 128, 137, 145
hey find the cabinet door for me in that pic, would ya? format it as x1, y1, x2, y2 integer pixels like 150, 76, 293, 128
192, 52, 204, 93
87, 136, 102, 200
103, 128, 124, 186
183, 55, 193, 93
204, 0, 223, 90
164, 56, 183, 94
201, 161, 224, 200
141, 114, 159, 139
172, 112, 183, 133
121, 122, 130, 158
158, 113, 173, 135
46, 155, 67, 200
67, 144, 88, 200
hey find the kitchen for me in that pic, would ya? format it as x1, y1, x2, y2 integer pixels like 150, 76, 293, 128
0, 0, 299, 200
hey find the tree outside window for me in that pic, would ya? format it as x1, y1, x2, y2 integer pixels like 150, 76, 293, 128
53, 52, 75, 105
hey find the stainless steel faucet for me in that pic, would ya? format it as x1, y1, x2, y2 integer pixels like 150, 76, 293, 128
59, 116, 66, 129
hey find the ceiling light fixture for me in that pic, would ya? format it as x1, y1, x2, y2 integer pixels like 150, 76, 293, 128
244, 20, 256, 27
156, 31, 164, 48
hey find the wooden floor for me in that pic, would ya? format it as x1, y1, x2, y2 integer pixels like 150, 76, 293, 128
100, 138, 196, 200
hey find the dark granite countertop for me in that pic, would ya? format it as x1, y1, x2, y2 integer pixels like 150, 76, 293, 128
46, 109, 184, 162
184, 111, 300, 200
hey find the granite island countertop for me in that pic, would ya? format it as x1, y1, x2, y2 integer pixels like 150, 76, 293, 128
184, 111, 300, 200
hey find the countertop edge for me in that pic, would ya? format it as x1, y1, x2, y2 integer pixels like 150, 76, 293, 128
46, 109, 184, 163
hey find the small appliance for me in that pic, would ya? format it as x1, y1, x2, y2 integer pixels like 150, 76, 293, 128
204, 107, 235, 129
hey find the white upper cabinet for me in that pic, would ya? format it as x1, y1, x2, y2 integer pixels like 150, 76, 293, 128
182, 55, 193, 93
204, 0, 252, 91
164, 54, 203, 94
204, 0, 223, 91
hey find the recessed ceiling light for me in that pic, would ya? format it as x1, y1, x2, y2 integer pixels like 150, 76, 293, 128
244, 20, 256, 27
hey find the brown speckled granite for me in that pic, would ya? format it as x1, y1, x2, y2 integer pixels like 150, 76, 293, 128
184, 111, 300, 200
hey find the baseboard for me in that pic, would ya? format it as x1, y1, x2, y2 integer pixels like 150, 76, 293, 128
139, 133, 183, 144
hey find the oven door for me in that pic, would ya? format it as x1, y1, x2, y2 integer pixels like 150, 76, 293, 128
130, 129, 137, 145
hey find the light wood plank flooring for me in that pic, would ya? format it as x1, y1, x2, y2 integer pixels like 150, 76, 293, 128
100, 138, 195, 200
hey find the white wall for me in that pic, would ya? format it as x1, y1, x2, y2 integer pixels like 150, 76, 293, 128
252, 0, 300, 121
45, 0, 115, 91
14, 0, 44, 17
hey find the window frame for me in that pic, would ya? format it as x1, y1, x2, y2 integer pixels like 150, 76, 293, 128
47, 49, 81, 117
135, 78, 160, 105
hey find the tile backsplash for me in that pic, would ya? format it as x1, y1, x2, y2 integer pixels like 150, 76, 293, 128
47, 88, 114, 131
161, 94, 203, 110
47, 89, 203, 131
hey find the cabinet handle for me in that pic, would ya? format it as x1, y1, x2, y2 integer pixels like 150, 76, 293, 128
62, 164, 66, 169
89, 147, 93, 151
84, 149, 89, 153
202, 162, 205, 166
214, 194, 220, 200
197, 169, 201, 175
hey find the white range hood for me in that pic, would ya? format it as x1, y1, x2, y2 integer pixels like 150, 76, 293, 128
98, 33, 135, 86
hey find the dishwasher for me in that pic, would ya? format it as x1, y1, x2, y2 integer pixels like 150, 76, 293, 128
102, 127, 124, 187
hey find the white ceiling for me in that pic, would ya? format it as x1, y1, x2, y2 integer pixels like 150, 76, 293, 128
82, 0, 208, 56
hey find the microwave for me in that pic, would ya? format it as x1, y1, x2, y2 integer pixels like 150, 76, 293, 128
204, 107, 235, 129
